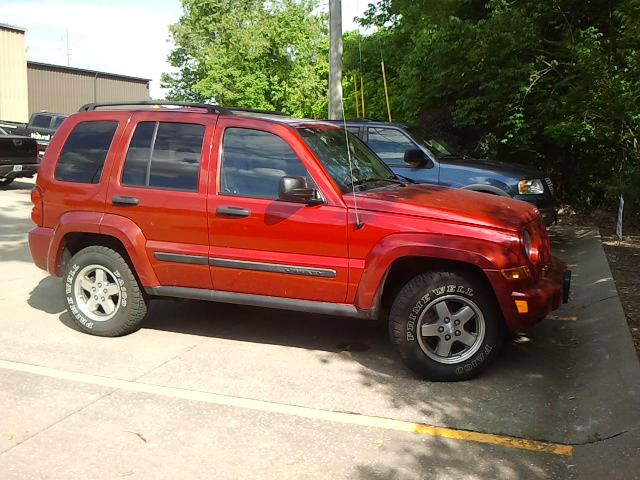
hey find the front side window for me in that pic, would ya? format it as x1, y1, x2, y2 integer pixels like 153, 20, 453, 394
367, 127, 417, 165
54, 121, 118, 183
122, 122, 204, 192
220, 128, 309, 199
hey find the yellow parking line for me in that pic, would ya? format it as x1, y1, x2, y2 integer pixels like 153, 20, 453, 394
0, 358, 572, 456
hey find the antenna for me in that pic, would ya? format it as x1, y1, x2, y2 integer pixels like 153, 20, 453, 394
341, 98, 364, 230
65, 28, 71, 66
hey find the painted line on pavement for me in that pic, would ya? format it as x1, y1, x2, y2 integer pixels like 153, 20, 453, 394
0, 358, 572, 456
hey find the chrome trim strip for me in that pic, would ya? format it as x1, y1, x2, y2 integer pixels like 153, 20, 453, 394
154, 252, 209, 266
209, 257, 337, 278
146, 286, 374, 319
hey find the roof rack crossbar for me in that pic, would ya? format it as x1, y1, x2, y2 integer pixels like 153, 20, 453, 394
78, 101, 231, 115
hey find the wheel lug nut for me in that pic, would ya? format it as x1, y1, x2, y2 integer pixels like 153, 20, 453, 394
454, 320, 460, 325
103, 289, 107, 293
101, 297, 105, 301
444, 318, 450, 323
92, 287, 96, 292
94, 296, 98, 300
455, 330, 461, 336
438, 327, 444, 333
445, 334, 451, 340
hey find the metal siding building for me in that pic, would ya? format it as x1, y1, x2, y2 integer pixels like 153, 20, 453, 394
0, 23, 29, 122
27, 62, 150, 116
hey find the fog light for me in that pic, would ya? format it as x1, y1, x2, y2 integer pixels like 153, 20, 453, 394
515, 300, 529, 314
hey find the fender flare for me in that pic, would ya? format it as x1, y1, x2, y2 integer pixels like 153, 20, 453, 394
354, 233, 519, 310
49, 211, 159, 287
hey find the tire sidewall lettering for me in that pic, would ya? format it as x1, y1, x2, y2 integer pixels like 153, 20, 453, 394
65, 262, 126, 329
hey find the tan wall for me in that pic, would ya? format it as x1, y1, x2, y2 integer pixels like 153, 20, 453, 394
0, 26, 29, 122
27, 64, 150, 116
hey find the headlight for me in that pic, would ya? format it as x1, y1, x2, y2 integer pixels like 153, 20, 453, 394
518, 179, 545, 194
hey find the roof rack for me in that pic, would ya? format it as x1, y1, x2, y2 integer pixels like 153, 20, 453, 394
78, 101, 230, 114
78, 101, 288, 117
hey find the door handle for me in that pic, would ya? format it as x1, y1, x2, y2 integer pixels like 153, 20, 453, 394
112, 196, 139, 206
216, 206, 250, 218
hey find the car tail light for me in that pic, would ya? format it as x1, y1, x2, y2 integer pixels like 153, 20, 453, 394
31, 186, 44, 226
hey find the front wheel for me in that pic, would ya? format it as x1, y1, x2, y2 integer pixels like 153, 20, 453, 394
389, 271, 505, 381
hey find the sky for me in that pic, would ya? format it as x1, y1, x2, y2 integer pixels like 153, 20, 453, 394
1, 0, 376, 99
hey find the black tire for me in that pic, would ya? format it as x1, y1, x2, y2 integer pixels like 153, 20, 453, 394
389, 271, 505, 381
63, 246, 148, 336
0, 177, 14, 186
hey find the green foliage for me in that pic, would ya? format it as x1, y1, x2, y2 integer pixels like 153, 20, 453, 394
348, 0, 640, 216
162, 0, 328, 118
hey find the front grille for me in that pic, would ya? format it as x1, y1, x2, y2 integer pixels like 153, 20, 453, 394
544, 177, 554, 196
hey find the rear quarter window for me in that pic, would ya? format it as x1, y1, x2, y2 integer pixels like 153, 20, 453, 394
54, 121, 119, 183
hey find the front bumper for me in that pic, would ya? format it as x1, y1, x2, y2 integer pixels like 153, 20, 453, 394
0, 164, 38, 179
488, 257, 571, 331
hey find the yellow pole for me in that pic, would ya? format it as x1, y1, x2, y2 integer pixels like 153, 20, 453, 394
353, 75, 360, 118
360, 76, 365, 118
381, 61, 392, 122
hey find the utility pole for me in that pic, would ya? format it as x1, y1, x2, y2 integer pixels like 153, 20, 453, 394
328, 0, 343, 119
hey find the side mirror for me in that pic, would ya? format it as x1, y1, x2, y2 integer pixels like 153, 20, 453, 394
278, 176, 323, 205
404, 148, 431, 168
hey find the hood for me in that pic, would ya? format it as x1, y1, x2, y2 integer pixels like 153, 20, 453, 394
439, 156, 543, 180
348, 184, 539, 231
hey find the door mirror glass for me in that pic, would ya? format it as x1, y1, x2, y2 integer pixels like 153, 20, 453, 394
404, 148, 432, 168
278, 176, 322, 205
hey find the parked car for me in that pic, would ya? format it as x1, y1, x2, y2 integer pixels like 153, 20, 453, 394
28, 101, 570, 381
1, 112, 67, 156
327, 120, 557, 225
0, 126, 39, 186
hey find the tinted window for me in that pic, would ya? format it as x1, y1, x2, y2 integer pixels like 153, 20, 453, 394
122, 122, 204, 192
54, 121, 118, 183
220, 128, 308, 199
52, 116, 67, 129
367, 127, 417, 165
31, 115, 52, 129
346, 126, 360, 136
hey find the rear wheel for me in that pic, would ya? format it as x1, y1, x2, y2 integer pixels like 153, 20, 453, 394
63, 246, 148, 336
389, 271, 505, 381
0, 177, 14, 187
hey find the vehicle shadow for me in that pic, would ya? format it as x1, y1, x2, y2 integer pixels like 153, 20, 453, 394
0, 179, 35, 191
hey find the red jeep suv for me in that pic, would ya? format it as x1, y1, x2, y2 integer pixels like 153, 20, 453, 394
28, 102, 570, 381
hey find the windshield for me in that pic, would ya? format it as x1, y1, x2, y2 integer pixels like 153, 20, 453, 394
407, 127, 460, 159
298, 127, 399, 193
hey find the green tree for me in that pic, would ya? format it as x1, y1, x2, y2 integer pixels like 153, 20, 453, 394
161, 0, 328, 118
348, 0, 640, 214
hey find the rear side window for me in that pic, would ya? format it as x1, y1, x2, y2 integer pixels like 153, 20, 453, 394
122, 122, 204, 192
54, 121, 118, 183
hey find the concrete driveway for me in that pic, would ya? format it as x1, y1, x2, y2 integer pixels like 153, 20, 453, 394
1, 178, 639, 479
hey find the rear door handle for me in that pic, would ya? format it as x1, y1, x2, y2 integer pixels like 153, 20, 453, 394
216, 206, 250, 218
112, 196, 139, 206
